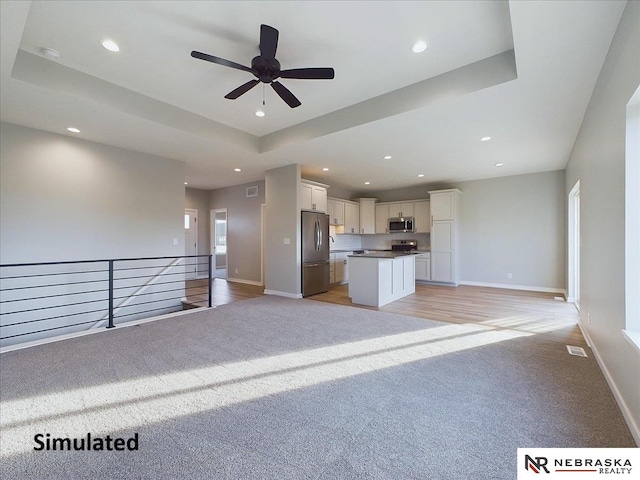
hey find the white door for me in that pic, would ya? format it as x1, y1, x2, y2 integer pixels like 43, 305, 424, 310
184, 209, 198, 280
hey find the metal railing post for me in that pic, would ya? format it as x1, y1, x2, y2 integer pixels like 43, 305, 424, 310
208, 254, 213, 308
107, 260, 115, 328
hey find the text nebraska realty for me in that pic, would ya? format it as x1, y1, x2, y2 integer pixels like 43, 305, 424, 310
34, 433, 139, 451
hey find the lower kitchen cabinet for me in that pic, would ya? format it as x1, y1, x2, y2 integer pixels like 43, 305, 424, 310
330, 252, 349, 284
414, 253, 431, 281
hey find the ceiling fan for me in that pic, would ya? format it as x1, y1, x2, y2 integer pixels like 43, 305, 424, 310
191, 24, 334, 108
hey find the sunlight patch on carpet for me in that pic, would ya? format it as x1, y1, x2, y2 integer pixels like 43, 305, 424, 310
1, 322, 531, 457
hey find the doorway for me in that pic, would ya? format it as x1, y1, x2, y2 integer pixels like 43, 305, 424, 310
184, 209, 198, 280
568, 181, 580, 309
210, 209, 228, 278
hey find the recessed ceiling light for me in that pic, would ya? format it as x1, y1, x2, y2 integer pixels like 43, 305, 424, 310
495, 163, 504, 167
102, 39, 120, 52
66, 127, 80, 133
364, 181, 371, 185
481, 136, 492, 142
322, 167, 329, 172
184, 182, 188, 185
41, 47, 60, 60
234, 168, 242, 172
411, 40, 427, 53
383, 155, 392, 160
255, 110, 265, 117
417, 174, 425, 178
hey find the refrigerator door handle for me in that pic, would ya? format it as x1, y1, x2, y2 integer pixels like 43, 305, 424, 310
316, 219, 321, 251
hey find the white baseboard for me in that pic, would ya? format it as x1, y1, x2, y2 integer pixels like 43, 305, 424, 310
460, 280, 566, 295
226, 277, 263, 287
578, 322, 640, 446
263, 289, 302, 299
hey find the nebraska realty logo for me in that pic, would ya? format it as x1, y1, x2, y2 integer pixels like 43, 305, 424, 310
518, 448, 639, 478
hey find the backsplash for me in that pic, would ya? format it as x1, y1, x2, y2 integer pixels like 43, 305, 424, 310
361, 232, 430, 250
329, 227, 430, 251
329, 227, 362, 250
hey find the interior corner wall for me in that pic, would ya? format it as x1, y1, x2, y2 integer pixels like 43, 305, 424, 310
185, 187, 211, 258
0, 122, 185, 263
564, 0, 640, 443
209, 180, 265, 284
265, 164, 301, 296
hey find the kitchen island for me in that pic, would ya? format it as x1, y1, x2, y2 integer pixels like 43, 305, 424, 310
347, 252, 415, 307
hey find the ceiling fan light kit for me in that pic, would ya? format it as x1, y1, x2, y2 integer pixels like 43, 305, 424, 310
191, 24, 334, 108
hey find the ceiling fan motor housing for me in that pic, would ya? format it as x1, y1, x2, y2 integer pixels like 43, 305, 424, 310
252, 56, 280, 83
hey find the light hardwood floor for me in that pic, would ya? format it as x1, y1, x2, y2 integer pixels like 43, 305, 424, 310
186, 279, 584, 347
184, 278, 264, 308
311, 283, 585, 347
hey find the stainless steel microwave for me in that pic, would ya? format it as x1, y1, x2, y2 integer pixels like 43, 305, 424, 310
388, 217, 415, 233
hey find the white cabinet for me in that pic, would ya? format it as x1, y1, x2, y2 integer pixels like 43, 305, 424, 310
358, 198, 376, 234
415, 253, 431, 281
330, 252, 349, 284
428, 189, 461, 284
388, 202, 414, 218
375, 204, 389, 233
327, 198, 345, 225
430, 190, 456, 221
300, 181, 327, 213
414, 201, 430, 233
344, 201, 360, 234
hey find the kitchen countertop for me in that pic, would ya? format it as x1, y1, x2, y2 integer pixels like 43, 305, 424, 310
348, 251, 417, 259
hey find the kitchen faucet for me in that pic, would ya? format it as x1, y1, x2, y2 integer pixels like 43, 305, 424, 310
329, 235, 335, 243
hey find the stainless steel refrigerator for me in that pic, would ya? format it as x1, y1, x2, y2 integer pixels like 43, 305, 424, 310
301, 211, 330, 297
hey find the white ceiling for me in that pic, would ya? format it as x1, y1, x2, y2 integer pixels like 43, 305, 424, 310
0, 1, 627, 192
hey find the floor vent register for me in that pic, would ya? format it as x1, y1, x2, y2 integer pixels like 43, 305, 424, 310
566, 345, 588, 357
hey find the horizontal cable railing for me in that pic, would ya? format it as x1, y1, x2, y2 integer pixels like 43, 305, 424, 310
0, 255, 213, 348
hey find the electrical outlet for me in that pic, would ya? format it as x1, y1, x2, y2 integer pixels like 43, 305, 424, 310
587, 312, 591, 324
235, 268, 238, 274
507, 273, 513, 279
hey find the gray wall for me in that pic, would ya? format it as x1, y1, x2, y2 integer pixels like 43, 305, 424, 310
565, 0, 640, 442
210, 181, 265, 284
454, 172, 565, 290
265, 164, 301, 296
365, 170, 566, 291
0, 122, 185, 263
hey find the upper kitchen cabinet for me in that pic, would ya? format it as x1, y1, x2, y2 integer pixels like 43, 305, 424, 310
414, 200, 430, 233
344, 201, 360, 234
327, 197, 345, 225
300, 180, 328, 213
357, 198, 377, 234
375, 204, 389, 233
388, 202, 414, 218
429, 189, 460, 221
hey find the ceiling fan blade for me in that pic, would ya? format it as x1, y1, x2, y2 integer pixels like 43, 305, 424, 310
191, 51, 254, 74
260, 24, 279, 59
224, 79, 260, 100
271, 81, 301, 108
279, 68, 335, 80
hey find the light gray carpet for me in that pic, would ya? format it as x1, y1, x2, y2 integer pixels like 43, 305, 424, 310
0, 295, 635, 479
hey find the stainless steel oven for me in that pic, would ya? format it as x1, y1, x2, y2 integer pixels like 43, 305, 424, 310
388, 217, 415, 233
